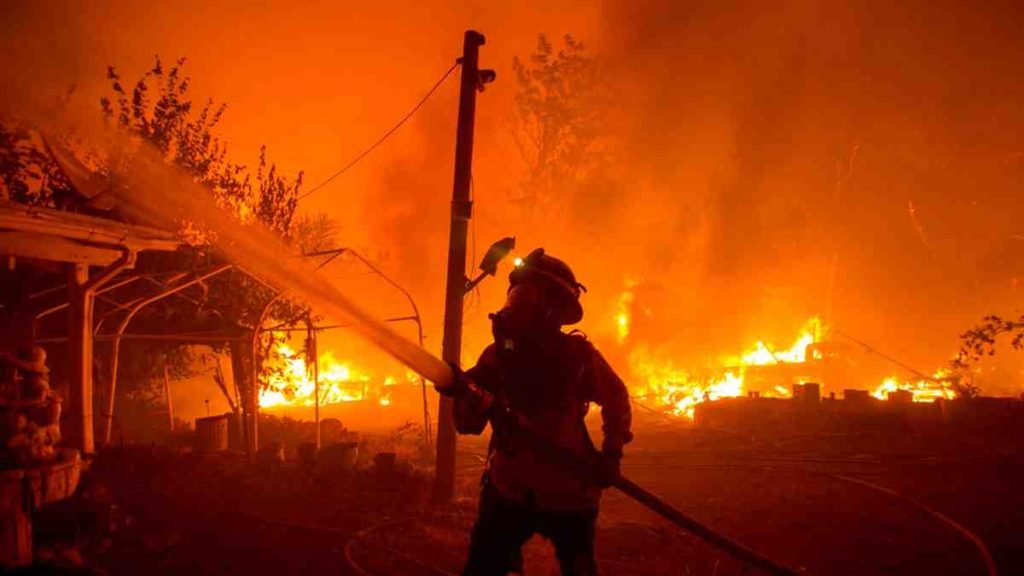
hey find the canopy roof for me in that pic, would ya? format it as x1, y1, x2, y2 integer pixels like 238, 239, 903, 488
0, 201, 180, 265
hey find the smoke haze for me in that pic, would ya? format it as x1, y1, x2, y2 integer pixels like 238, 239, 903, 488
3, 0, 1024, 403
588, 1, 1024, 385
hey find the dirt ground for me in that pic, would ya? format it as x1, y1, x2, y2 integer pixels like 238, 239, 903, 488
21, 417, 1024, 575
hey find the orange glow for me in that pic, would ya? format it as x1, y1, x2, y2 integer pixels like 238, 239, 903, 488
9, 1, 1023, 422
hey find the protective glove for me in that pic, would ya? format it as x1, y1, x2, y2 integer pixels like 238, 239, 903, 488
435, 362, 470, 398
435, 363, 498, 417
591, 450, 623, 488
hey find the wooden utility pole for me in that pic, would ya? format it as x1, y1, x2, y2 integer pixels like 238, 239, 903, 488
434, 30, 488, 504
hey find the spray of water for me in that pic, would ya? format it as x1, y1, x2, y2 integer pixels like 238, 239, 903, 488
51, 123, 455, 390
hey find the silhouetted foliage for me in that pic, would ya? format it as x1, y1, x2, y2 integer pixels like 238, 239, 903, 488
99, 57, 302, 237
953, 314, 1024, 370
292, 212, 339, 255
0, 120, 72, 206
511, 34, 616, 218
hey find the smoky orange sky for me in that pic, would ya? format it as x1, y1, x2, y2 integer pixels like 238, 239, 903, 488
4, 0, 1024, 400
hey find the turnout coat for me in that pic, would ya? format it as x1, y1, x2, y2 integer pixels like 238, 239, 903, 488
455, 332, 633, 510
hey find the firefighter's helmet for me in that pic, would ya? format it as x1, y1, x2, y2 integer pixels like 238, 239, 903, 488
508, 248, 586, 325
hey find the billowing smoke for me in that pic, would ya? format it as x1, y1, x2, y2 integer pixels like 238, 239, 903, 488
3, 1, 1023, 398
562, 1, 1024, 383
351, 1, 1024, 393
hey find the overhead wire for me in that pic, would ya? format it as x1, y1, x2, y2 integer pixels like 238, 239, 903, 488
297, 60, 460, 201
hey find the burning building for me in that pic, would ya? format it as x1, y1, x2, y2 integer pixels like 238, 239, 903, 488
622, 314, 959, 421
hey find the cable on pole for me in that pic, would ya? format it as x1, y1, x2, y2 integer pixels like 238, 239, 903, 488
297, 60, 461, 201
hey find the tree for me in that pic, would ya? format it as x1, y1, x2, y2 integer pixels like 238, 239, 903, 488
99, 57, 302, 236
945, 314, 1024, 399
511, 34, 616, 220
952, 314, 1024, 369
291, 212, 339, 255
95, 57, 313, 423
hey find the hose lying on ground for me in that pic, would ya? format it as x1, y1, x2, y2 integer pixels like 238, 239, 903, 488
500, 414, 805, 576
825, 473, 997, 576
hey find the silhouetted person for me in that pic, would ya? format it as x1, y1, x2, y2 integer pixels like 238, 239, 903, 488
439, 248, 633, 576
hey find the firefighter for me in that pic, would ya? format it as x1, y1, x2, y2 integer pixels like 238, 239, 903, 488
438, 248, 633, 576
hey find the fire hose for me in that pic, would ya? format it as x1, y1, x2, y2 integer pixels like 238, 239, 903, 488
614, 477, 800, 575
485, 406, 805, 576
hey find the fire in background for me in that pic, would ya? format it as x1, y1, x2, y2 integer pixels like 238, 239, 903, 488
259, 342, 418, 410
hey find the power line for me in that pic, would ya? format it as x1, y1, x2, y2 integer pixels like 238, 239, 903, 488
298, 60, 461, 201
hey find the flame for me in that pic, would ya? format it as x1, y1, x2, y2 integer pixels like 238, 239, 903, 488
629, 318, 818, 418
626, 305, 961, 419
871, 369, 951, 402
616, 313, 630, 342
734, 322, 818, 366
615, 278, 637, 343
259, 342, 404, 409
